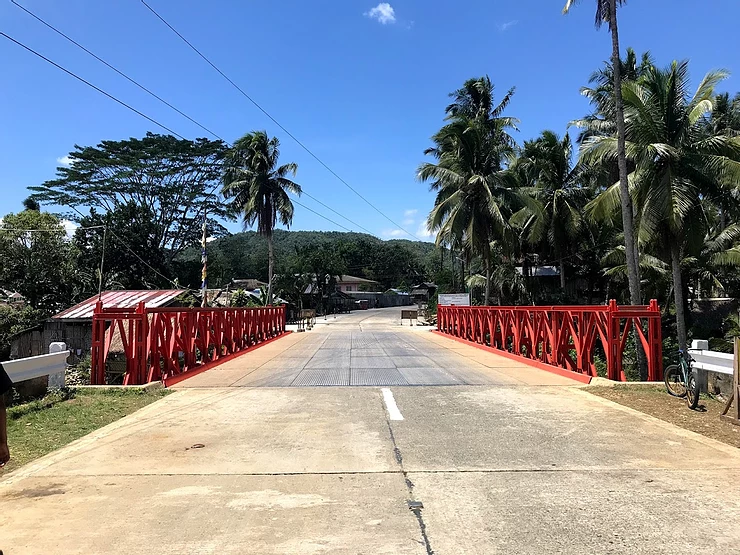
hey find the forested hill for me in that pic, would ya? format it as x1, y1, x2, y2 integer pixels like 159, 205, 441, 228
176, 229, 448, 290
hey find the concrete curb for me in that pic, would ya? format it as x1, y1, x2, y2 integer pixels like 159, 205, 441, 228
585, 377, 662, 388
163, 331, 293, 387
431, 330, 593, 384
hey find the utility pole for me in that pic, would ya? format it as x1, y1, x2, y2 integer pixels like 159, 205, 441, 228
97, 226, 107, 301
201, 210, 208, 307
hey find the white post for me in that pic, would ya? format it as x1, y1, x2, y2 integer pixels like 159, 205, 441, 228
48, 342, 68, 388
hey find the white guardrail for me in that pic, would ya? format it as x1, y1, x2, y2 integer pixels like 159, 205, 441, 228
688, 339, 734, 376
1, 342, 69, 386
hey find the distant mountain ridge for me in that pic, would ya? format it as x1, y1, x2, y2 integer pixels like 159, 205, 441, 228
176, 229, 444, 290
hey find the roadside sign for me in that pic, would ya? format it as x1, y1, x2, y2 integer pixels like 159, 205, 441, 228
438, 293, 470, 306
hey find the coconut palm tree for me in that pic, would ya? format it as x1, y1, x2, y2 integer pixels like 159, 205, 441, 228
419, 78, 521, 305
222, 131, 302, 303
582, 62, 740, 350
573, 48, 654, 145
563, 0, 642, 308
512, 131, 588, 290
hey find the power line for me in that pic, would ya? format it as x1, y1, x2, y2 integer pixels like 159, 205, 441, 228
140, 0, 420, 240
9, 2, 377, 236
0, 32, 186, 140
0, 225, 106, 232
1, 33, 371, 238
63, 204, 182, 289
9, 0, 226, 143
290, 198, 353, 233
106, 228, 182, 288
294, 192, 375, 236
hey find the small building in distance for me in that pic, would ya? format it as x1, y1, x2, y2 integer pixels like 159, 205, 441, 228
0, 290, 26, 308
10, 290, 186, 360
229, 278, 268, 292
411, 282, 438, 304
336, 275, 382, 293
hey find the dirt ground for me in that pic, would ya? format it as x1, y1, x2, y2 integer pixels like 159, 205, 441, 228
588, 384, 740, 449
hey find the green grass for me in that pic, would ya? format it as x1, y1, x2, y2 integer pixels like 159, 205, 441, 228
2, 388, 170, 475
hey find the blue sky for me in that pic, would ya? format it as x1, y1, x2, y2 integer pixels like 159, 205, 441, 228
2, 0, 738, 241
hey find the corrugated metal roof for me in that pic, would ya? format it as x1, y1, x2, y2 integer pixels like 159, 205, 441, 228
52, 290, 186, 320
337, 275, 380, 284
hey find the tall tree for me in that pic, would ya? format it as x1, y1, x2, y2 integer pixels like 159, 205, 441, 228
74, 203, 171, 290
513, 131, 587, 290
222, 131, 302, 302
419, 77, 520, 305
563, 0, 642, 307
582, 62, 740, 350
0, 210, 80, 312
29, 133, 230, 267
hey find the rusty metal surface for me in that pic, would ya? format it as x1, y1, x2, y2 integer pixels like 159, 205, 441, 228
53, 290, 186, 320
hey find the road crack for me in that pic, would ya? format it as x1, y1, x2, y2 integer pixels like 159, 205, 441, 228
383, 399, 434, 555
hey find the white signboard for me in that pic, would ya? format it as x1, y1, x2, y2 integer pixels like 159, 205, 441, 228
438, 293, 471, 306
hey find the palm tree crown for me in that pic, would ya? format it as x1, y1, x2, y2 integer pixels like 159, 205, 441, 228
419, 77, 521, 304
582, 61, 740, 349
222, 131, 302, 302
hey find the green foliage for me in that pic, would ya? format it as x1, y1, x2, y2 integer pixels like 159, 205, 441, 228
426, 292, 438, 316
708, 313, 740, 353
0, 210, 80, 312
176, 230, 438, 291
582, 61, 740, 348
419, 76, 521, 305
222, 131, 302, 301
74, 203, 170, 290
29, 133, 230, 261
222, 131, 301, 237
231, 289, 252, 308
66, 355, 91, 386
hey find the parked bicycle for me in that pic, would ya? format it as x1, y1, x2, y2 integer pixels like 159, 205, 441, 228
664, 350, 700, 409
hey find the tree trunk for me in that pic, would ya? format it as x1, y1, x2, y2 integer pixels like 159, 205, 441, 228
484, 256, 491, 306
267, 234, 274, 305
460, 256, 465, 293
670, 241, 688, 351
559, 257, 566, 291
610, 0, 649, 380
609, 1, 641, 306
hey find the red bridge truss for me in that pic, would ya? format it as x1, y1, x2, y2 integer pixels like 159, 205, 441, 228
91, 302, 287, 386
436, 300, 663, 382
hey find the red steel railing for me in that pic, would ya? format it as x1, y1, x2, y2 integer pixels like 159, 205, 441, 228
91, 302, 286, 385
436, 300, 663, 382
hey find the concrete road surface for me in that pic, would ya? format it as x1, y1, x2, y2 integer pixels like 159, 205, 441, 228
2, 307, 740, 554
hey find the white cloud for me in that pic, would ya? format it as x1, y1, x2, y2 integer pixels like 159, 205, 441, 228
382, 228, 405, 238
416, 222, 434, 240
62, 219, 78, 238
365, 3, 396, 24
0, 217, 78, 239
498, 20, 518, 32
404, 209, 418, 217
57, 155, 75, 166
403, 218, 415, 226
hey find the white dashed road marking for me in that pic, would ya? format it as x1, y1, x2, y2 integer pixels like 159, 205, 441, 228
381, 388, 404, 421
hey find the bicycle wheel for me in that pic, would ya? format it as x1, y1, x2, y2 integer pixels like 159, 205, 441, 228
686, 371, 700, 410
664, 365, 687, 398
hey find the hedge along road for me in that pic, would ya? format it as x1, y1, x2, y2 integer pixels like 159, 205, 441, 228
2, 306, 740, 554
